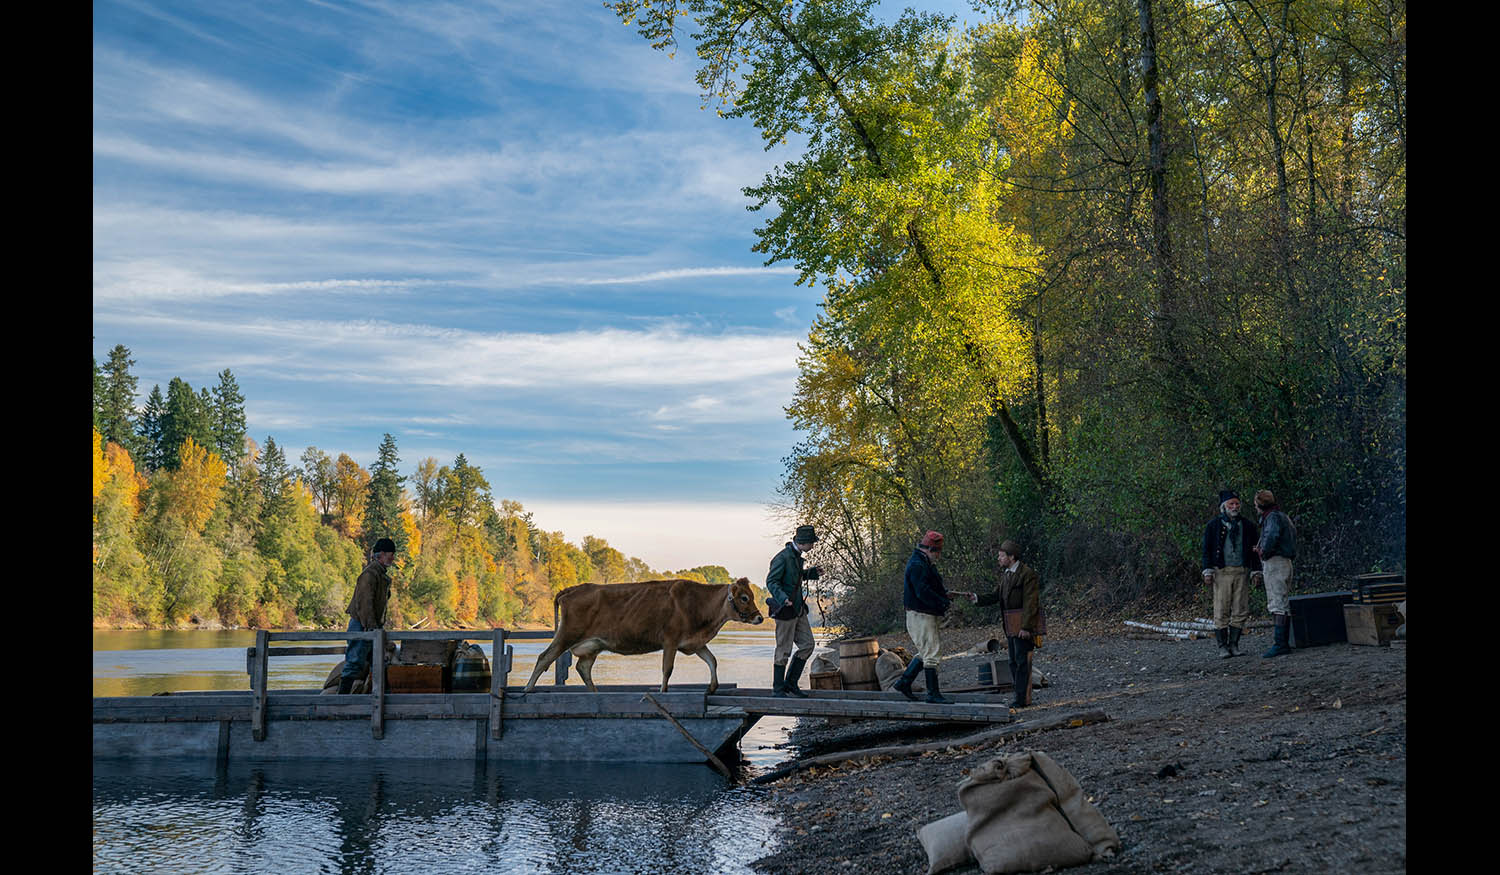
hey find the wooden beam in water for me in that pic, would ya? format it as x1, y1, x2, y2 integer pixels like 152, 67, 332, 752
704, 694, 1012, 723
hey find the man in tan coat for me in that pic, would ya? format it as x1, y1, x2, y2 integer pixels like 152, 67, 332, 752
339, 537, 396, 694
968, 540, 1041, 708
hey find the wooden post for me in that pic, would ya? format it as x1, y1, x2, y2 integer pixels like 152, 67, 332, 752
642, 693, 732, 779
490, 628, 506, 741
252, 629, 269, 742
371, 628, 385, 740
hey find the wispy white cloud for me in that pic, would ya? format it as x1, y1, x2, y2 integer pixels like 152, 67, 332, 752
579, 266, 798, 286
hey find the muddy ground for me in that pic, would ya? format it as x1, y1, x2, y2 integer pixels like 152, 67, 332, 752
746, 619, 1406, 874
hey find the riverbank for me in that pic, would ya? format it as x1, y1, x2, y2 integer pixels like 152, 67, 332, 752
750, 619, 1406, 874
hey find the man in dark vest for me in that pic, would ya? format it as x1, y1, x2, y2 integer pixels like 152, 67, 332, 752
967, 540, 1042, 708
1201, 491, 1262, 658
766, 525, 821, 698
340, 537, 395, 694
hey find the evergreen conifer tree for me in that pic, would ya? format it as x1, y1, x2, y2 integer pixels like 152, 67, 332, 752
161, 378, 213, 469
136, 385, 167, 472
98, 345, 140, 452
211, 369, 247, 468
363, 433, 406, 555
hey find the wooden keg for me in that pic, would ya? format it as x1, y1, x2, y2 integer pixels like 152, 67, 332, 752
836, 637, 880, 686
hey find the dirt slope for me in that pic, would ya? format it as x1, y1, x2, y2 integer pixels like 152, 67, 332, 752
750, 622, 1406, 874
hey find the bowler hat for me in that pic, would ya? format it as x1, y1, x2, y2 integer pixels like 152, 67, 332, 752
372, 537, 396, 554
793, 525, 819, 544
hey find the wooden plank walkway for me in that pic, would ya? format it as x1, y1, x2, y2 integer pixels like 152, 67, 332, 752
706, 688, 1014, 723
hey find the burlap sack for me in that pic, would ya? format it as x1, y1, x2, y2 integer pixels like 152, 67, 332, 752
875, 648, 909, 690
957, 752, 1119, 873
917, 811, 973, 874
810, 647, 840, 675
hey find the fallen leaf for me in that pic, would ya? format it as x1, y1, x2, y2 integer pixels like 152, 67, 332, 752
1332, 699, 1342, 709
881, 812, 893, 819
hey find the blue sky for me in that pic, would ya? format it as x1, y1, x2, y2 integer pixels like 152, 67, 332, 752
92, 0, 978, 580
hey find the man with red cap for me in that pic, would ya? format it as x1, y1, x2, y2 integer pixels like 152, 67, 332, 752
893, 531, 960, 704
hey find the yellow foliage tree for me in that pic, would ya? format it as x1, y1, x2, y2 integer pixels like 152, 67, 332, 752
170, 437, 228, 533
93, 429, 110, 499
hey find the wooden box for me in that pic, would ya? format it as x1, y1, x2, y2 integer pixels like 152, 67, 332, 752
386, 663, 448, 693
810, 670, 843, 691
1289, 591, 1354, 648
1344, 603, 1402, 647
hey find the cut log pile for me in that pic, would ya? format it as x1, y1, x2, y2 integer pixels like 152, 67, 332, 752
1122, 618, 1273, 641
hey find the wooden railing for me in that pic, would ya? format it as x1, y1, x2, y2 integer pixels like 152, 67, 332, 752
244, 628, 571, 742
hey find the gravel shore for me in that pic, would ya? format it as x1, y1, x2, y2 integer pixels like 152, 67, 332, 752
748, 620, 1406, 874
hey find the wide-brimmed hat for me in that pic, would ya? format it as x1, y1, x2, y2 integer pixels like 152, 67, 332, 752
793, 525, 819, 544
920, 531, 945, 550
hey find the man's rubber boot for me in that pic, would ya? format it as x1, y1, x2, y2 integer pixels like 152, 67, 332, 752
893, 657, 924, 701
1216, 628, 1232, 659
923, 667, 952, 704
1228, 625, 1243, 657
338, 677, 354, 695
772, 662, 788, 697
1262, 614, 1292, 658
782, 655, 810, 698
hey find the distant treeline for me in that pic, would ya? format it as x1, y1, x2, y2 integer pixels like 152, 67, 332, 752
608, 1, 1407, 633
92, 347, 757, 629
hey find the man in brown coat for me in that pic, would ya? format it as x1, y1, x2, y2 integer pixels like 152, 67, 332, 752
967, 540, 1041, 708
339, 537, 396, 694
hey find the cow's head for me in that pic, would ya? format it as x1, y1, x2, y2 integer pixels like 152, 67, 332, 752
728, 577, 764, 624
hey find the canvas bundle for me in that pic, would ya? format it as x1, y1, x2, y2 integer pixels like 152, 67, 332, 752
917, 751, 1119, 874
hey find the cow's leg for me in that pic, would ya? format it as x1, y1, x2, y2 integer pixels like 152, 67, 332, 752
573, 645, 602, 692
524, 639, 569, 693
659, 645, 678, 693
694, 646, 720, 694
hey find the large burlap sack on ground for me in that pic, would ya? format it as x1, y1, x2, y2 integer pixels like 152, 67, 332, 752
957, 751, 1119, 874
875, 648, 910, 690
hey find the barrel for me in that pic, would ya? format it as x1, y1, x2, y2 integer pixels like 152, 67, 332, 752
836, 637, 879, 687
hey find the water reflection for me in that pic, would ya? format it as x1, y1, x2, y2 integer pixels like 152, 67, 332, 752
93, 758, 781, 874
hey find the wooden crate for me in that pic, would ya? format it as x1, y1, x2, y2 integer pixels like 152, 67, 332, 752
386, 663, 447, 693
809, 670, 843, 691
1344, 603, 1402, 647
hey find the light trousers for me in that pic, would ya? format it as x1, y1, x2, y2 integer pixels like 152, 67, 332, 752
906, 610, 943, 666
1212, 566, 1251, 629
774, 613, 815, 665
1262, 556, 1293, 615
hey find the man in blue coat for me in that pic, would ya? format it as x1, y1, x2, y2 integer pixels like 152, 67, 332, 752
765, 525, 822, 698
892, 531, 963, 704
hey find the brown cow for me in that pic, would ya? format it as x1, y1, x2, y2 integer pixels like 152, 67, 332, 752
523, 577, 764, 694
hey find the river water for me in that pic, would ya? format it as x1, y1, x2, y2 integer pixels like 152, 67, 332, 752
93, 628, 826, 873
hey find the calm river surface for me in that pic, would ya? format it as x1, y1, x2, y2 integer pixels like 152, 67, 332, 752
93, 628, 829, 874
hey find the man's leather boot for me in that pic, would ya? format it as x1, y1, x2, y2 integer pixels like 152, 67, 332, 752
893, 657, 924, 701
772, 662, 788, 697
338, 677, 354, 695
1262, 614, 1292, 658
782, 655, 810, 698
1216, 627, 1232, 659
1011, 656, 1033, 708
1227, 625, 1243, 657
923, 667, 952, 704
